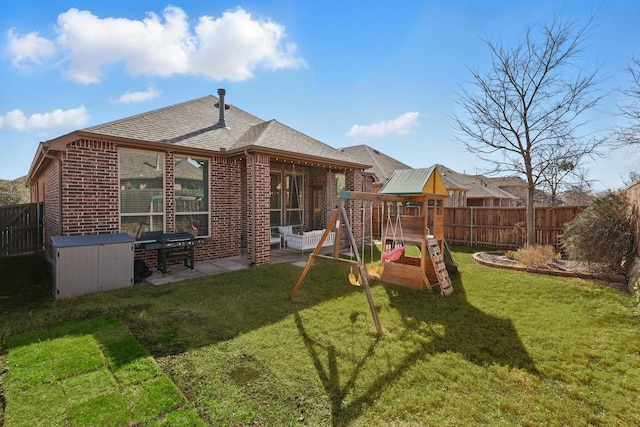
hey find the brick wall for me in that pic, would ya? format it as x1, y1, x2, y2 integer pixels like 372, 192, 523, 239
324, 171, 338, 230
245, 153, 269, 265
42, 155, 61, 255
240, 160, 248, 252
164, 151, 175, 233
345, 169, 364, 244
62, 140, 119, 235
208, 156, 242, 259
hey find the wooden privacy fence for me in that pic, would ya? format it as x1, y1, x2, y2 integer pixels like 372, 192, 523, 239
0, 203, 43, 257
444, 206, 586, 249
370, 205, 584, 249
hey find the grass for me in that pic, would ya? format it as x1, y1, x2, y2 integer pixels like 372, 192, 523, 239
1, 248, 639, 426
3, 315, 199, 426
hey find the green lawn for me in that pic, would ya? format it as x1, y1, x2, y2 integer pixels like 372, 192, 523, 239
1, 247, 639, 426
4, 316, 201, 426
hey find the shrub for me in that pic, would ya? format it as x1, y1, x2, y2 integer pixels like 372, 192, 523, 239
505, 245, 559, 268
562, 193, 638, 274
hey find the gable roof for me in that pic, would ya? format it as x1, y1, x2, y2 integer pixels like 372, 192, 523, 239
29, 93, 369, 183
84, 96, 260, 152
339, 145, 411, 183
232, 120, 365, 165
379, 166, 449, 197
83, 94, 366, 167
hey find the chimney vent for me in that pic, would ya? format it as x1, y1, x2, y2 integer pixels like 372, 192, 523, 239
216, 88, 227, 128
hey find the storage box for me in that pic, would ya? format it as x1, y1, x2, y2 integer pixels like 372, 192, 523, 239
52, 233, 135, 299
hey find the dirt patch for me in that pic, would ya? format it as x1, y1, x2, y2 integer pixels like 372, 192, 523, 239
473, 251, 628, 292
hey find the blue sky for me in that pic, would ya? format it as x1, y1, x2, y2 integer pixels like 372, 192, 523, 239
1, 0, 638, 192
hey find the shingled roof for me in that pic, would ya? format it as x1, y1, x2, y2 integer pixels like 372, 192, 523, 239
436, 164, 519, 202
231, 119, 364, 165
339, 145, 411, 184
83, 93, 366, 168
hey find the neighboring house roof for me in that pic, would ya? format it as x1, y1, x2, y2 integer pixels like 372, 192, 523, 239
339, 145, 411, 184
487, 175, 528, 189
379, 166, 449, 197
435, 164, 519, 202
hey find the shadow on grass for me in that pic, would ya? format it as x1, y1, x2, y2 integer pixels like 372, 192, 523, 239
294, 313, 380, 425
0, 254, 363, 357
0, 254, 52, 313
293, 253, 539, 426
384, 272, 540, 374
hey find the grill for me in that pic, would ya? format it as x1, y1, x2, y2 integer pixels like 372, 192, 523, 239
141, 232, 200, 276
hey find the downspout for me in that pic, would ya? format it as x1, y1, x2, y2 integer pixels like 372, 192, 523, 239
244, 150, 256, 266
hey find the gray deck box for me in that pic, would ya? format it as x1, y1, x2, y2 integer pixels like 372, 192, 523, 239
52, 233, 135, 299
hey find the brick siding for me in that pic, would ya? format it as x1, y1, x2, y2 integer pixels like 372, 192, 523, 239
62, 140, 119, 235
42, 155, 61, 255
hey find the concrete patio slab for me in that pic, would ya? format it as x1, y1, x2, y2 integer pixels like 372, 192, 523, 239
211, 258, 248, 271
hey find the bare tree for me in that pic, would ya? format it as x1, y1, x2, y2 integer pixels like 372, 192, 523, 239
621, 169, 640, 187
616, 56, 640, 148
537, 142, 589, 205
559, 166, 595, 205
454, 16, 605, 245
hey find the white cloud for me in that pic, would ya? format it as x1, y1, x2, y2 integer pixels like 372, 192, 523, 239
191, 8, 305, 80
8, 6, 305, 83
114, 87, 161, 104
7, 29, 56, 67
0, 106, 88, 131
346, 112, 421, 139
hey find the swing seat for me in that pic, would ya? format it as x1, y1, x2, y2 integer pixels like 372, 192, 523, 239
382, 245, 405, 262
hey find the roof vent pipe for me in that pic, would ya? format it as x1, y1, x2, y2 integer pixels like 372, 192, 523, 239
216, 88, 227, 128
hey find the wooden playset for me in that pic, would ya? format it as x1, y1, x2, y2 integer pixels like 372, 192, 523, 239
288, 166, 454, 335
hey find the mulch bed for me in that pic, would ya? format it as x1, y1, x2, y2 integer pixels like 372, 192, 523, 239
473, 251, 629, 293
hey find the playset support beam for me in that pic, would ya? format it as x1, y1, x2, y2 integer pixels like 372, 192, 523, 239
288, 202, 383, 336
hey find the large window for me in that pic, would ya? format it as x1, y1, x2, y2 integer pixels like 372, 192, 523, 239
119, 150, 165, 239
175, 156, 210, 237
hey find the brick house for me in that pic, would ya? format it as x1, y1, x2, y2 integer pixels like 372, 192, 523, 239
26, 89, 371, 267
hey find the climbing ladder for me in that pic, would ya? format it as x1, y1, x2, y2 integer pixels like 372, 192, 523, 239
427, 237, 453, 296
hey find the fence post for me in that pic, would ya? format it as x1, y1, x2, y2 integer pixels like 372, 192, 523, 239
470, 206, 474, 247
533, 206, 536, 246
